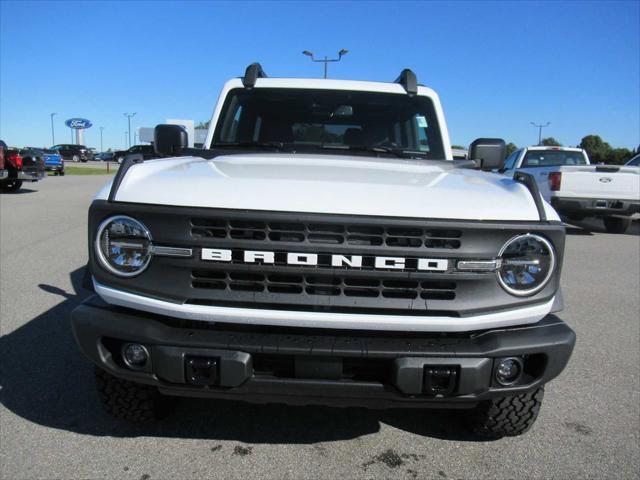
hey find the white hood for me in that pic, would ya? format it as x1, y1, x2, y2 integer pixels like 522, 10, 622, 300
98, 154, 557, 221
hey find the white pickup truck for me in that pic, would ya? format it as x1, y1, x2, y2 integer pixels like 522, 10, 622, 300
71, 64, 575, 438
501, 146, 640, 233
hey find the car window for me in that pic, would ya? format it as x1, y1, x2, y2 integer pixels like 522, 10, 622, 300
503, 150, 520, 170
213, 87, 446, 159
626, 154, 640, 167
522, 150, 587, 167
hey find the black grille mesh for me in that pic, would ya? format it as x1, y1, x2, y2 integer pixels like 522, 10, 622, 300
191, 218, 462, 249
192, 270, 456, 301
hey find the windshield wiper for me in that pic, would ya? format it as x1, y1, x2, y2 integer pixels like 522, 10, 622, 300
211, 141, 288, 150
319, 144, 415, 159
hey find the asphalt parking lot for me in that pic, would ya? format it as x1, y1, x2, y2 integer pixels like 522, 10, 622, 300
1, 175, 638, 480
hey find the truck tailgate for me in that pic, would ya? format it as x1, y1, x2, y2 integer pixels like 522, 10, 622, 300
556, 166, 640, 200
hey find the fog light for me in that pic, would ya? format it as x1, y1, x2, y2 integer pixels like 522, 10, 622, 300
495, 357, 523, 386
122, 343, 149, 368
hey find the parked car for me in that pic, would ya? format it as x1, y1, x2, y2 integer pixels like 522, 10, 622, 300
112, 145, 156, 163
50, 144, 92, 162
500, 146, 640, 233
42, 148, 65, 175
625, 153, 640, 167
0, 140, 7, 180
95, 152, 115, 162
0, 144, 46, 192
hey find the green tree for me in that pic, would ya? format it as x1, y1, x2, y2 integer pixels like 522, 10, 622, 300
605, 148, 634, 165
195, 121, 210, 129
541, 137, 562, 146
579, 135, 612, 164
451, 144, 466, 149
505, 142, 518, 156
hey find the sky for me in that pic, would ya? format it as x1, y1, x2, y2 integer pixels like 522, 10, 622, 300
1, 0, 638, 151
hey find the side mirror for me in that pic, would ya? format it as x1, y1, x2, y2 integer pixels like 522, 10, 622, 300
154, 124, 188, 157
469, 138, 506, 171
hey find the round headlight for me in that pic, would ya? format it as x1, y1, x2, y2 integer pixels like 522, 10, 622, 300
95, 216, 152, 277
497, 234, 555, 296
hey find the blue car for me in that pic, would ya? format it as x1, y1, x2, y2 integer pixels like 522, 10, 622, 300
42, 148, 64, 175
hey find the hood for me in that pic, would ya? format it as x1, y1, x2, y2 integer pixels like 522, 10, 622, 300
99, 153, 555, 221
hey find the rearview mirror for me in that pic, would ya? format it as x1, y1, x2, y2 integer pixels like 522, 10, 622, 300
469, 138, 506, 171
154, 124, 188, 157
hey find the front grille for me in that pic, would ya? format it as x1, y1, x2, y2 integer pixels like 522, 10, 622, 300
192, 270, 456, 301
191, 218, 462, 249
89, 201, 565, 316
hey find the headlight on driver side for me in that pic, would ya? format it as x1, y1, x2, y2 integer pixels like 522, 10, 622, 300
497, 234, 555, 296
95, 215, 152, 277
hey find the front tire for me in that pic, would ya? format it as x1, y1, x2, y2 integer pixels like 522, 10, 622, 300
95, 368, 177, 422
72, 155, 80, 162
1, 180, 23, 192
603, 216, 631, 234
466, 387, 544, 438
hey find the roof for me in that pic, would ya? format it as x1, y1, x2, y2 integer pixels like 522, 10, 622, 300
224, 77, 437, 97
525, 146, 583, 152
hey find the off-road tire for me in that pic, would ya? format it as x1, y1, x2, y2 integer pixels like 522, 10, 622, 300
466, 387, 544, 438
603, 216, 630, 234
95, 367, 176, 422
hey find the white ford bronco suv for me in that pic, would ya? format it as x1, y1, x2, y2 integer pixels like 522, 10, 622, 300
72, 64, 575, 438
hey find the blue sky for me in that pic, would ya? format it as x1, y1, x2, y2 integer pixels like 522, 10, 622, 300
1, 1, 638, 151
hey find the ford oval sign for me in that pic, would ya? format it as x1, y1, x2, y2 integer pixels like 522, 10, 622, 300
65, 118, 92, 129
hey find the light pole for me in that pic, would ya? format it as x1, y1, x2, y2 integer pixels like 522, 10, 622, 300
99, 127, 105, 152
530, 122, 550, 145
123, 112, 137, 148
50, 113, 57, 145
124, 131, 128, 149
302, 49, 348, 78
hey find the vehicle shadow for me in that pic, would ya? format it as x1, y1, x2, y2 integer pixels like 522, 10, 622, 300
562, 217, 640, 236
0, 188, 38, 195
0, 267, 484, 443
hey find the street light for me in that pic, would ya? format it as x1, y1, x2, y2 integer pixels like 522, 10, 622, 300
530, 121, 551, 145
50, 113, 57, 145
123, 112, 137, 148
99, 127, 105, 153
302, 49, 349, 79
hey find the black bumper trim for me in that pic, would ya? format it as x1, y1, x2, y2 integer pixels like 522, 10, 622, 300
71, 295, 575, 408
552, 196, 640, 217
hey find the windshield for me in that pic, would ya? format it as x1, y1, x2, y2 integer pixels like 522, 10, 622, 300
211, 88, 445, 159
522, 150, 587, 167
626, 154, 640, 166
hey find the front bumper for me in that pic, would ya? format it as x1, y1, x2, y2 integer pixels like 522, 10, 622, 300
71, 295, 575, 409
17, 170, 46, 182
551, 196, 640, 217
45, 164, 64, 172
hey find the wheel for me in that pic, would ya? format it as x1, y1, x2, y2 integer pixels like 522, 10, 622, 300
72, 155, 80, 162
603, 216, 631, 234
465, 387, 544, 438
60, 171, 65, 176
94, 367, 177, 422
1, 180, 23, 192
117, 156, 124, 164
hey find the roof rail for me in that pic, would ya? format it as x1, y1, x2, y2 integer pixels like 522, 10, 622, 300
394, 68, 418, 95
242, 62, 267, 88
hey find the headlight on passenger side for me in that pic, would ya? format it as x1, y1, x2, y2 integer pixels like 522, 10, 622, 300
95, 216, 152, 277
497, 234, 555, 296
